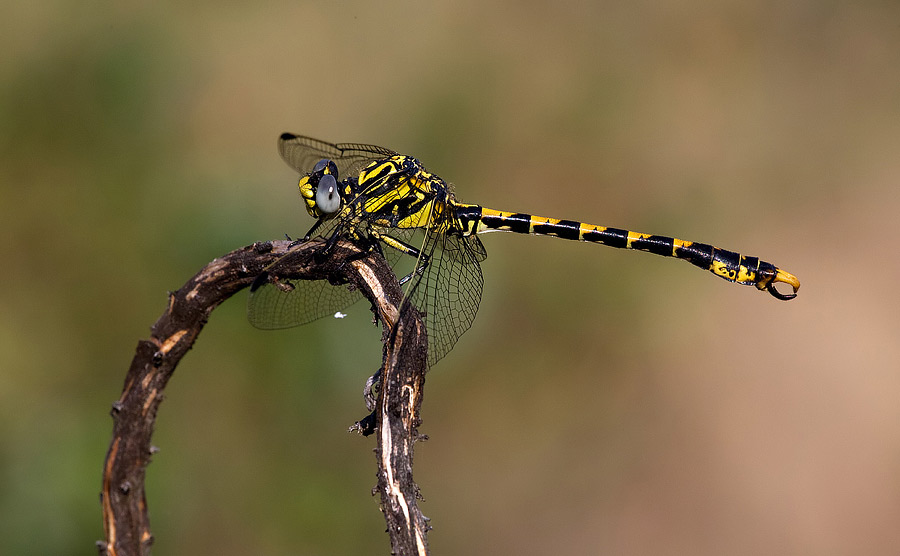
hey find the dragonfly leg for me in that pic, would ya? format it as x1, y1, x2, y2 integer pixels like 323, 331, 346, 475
374, 232, 430, 285
311, 223, 354, 263
398, 263, 428, 287
352, 410, 378, 437
249, 270, 270, 293
301, 219, 324, 243
374, 232, 423, 259
281, 219, 323, 250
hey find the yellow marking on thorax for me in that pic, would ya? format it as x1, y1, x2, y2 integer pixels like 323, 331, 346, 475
403, 199, 440, 229
362, 168, 443, 230
359, 158, 402, 183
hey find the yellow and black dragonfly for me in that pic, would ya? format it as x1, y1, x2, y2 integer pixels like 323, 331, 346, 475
249, 133, 800, 367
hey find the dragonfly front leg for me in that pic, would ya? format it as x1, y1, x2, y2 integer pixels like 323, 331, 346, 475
290, 218, 325, 246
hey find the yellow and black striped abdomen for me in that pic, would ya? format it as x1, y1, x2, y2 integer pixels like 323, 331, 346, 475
459, 205, 800, 299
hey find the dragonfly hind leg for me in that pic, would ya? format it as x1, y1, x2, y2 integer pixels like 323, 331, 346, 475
374, 232, 430, 286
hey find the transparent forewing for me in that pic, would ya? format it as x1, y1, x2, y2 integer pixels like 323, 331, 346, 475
406, 229, 486, 368
248, 226, 417, 330
248, 278, 363, 329
246, 244, 364, 329
278, 133, 398, 181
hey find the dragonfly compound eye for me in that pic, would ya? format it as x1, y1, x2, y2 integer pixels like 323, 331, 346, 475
315, 173, 341, 214
312, 158, 339, 178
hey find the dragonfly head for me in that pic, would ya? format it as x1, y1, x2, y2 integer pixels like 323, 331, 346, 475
299, 158, 342, 218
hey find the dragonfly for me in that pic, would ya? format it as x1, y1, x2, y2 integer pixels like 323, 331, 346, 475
248, 133, 800, 368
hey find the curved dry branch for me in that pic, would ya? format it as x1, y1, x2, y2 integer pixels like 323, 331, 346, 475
98, 239, 429, 556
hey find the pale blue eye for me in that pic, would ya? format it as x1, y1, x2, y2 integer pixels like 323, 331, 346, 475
316, 174, 341, 214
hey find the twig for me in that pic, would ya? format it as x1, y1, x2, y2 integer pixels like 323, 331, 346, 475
98, 239, 429, 556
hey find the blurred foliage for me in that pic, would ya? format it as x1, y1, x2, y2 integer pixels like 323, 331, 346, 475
2, 1, 899, 555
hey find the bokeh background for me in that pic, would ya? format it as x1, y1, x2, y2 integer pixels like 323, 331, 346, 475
2, 1, 899, 555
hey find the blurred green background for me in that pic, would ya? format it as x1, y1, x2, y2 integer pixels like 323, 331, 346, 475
2, 1, 899, 554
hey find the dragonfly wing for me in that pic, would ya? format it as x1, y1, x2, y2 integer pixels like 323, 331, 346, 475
247, 241, 363, 329
248, 278, 362, 329
278, 133, 398, 180
405, 230, 485, 368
